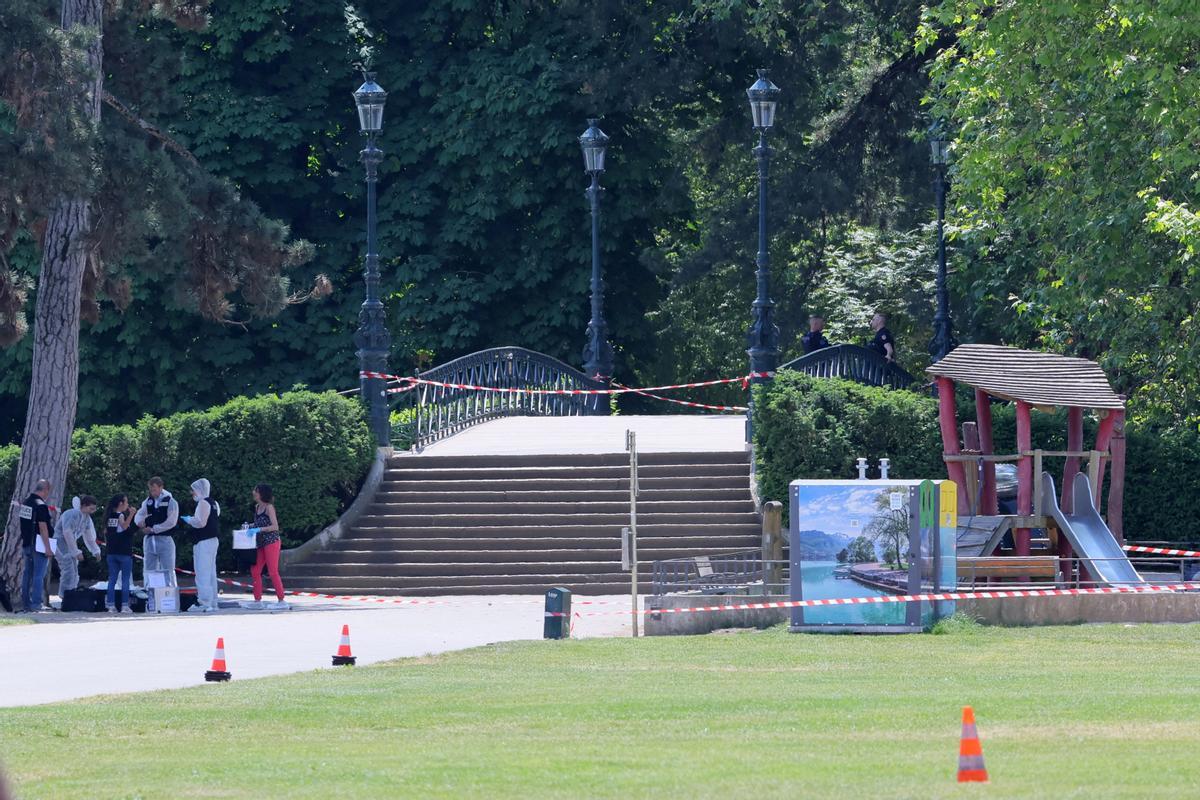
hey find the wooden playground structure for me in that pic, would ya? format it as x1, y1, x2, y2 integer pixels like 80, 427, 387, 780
926, 344, 1128, 584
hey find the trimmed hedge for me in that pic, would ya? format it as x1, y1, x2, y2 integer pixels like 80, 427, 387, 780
753, 373, 944, 520
3, 391, 375, 571
754, 373, 1200, 542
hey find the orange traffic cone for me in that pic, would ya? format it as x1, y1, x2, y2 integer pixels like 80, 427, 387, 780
205, 637, 232, 682
332, 624, 356, 666
957, 706, 988, 783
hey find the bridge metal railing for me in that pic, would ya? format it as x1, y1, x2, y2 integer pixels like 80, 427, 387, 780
391, 346, 606, 450
779, 343, 916, 390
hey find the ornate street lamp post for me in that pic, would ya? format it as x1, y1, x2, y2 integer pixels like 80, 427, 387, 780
579, 119, 615, 389
928, 120, 957, 364
745, 69, 781, 442
353, 72, 392, 447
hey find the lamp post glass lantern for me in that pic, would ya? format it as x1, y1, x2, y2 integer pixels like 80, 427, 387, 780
353, 71, 393, 447
927, 120, 956, 363
745, 70, 781, 441
579, 119, 614, 389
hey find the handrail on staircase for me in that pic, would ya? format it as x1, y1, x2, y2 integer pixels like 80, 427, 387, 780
778, 343, 915, 390
392, 346, 606, 450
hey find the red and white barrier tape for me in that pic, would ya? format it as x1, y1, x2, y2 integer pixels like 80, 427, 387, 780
611, 382, 747, 413
549, 582, 1200, 618
360, 371, 773, 396
1124, 545, 1200, 559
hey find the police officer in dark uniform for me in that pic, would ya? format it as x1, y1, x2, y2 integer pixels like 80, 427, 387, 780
18, 479, 54, 611
868, 312, 896, 363
801, 315, 832, 354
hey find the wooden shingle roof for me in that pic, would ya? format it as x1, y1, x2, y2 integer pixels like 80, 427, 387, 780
925, 344, 1123, 410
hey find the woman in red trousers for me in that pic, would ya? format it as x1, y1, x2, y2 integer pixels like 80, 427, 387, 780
248, 484, 288, 610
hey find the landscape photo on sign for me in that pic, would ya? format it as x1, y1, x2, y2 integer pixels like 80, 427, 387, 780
793, 483, 914, 625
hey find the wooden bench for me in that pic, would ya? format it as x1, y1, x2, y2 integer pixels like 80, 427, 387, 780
957, 556, 1058, 585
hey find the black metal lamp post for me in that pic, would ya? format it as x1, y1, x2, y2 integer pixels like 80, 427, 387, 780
579, 119, 615, 388
745, 69, 781, 442
927, 120, 957, 364
353, 72, 392, 447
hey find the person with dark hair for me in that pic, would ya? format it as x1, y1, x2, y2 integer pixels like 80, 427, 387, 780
801, 315, 832, 354
868, 312, 896, 363
134, 477, 179, 586
53, 495, 100, 596
104, 494, 136, 613
246, 484, 287, 610
18, 479, 53, 612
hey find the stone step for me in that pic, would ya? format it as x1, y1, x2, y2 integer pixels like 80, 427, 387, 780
343, 523, 762, 539
384, 463, 750, 481
288, 444, 758, 597
353, 512, 761, 528
379, 475, 748, 492
367, 500, 758, 515
285, 557, 733, 578
283, 572, 655, 591
372, 488, 751, 504
300, 535, 761, 555
291, 545, 758, 569
388, 451, 749, 468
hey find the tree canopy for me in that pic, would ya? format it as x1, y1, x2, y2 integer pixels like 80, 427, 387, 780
920, 0, 1200, 428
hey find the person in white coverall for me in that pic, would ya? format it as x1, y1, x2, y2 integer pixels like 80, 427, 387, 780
182, 478, 221, 613
53, 495, 101, 595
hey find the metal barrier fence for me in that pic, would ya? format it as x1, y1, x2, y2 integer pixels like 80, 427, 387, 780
651, 551, 789, 596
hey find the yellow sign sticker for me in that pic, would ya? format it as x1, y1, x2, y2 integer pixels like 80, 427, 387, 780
939, 480, 958, 528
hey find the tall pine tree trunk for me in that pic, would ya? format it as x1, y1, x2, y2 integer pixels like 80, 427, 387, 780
0, 0, 103, 606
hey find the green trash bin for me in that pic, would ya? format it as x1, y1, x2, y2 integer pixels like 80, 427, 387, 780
544, 587, 572, 639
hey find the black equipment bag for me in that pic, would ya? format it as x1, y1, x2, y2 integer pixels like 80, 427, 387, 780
61, 588, 106, 612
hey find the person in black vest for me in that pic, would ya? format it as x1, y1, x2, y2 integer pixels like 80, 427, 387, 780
801, 315, 832, 354
868, 312, 896, 363
17, 479, 54, 612
182, 478, 220, 613
104, 494, 136, 613
133, 477, 179, 587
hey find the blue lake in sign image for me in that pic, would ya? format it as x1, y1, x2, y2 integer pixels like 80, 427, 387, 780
797, 561, 905, 626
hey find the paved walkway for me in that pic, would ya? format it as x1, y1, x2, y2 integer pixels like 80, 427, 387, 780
416, 414, 746, 455
0, 593, 634, 707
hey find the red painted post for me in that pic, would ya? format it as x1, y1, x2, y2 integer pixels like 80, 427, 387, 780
1092, 409, 1118, 510
974, 389, 998, 515
1058, 405, 1083, 579
1106, 410, 1126, 543
937, 376, 969, 509
1062, 407, 1083, 514
1015, 400, 1033, 557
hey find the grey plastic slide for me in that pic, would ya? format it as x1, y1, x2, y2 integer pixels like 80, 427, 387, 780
1041, 472, 1144, 586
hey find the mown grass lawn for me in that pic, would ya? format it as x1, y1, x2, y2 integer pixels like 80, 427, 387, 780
3, 622, 1199, 799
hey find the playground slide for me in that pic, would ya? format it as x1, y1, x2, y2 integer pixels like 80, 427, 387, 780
1041, 472, 1145, 586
